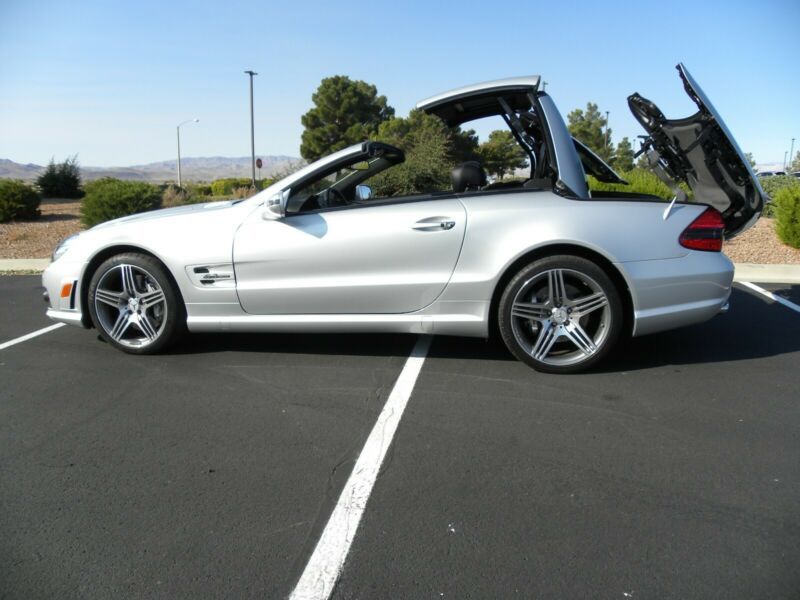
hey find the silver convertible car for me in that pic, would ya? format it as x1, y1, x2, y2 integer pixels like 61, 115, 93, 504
43, 64, 765, 373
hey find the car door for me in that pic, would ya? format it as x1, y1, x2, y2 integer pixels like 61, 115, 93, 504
233, 196, 466, 314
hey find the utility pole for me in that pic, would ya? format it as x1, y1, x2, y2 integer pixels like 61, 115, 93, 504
176, 119, 199, 188
605, 110, 611, 150
244, 70, 258, 186
784, 151, 788, 171
789, 138, 796, 171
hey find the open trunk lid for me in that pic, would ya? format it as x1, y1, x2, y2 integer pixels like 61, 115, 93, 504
628, 63, 765, 238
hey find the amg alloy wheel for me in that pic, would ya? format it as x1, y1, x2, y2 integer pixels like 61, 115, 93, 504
498, 256, 623, 373
88, 253, 185, 354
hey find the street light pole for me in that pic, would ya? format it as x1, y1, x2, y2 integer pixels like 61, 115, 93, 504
789, 138, 796, 171
244, 70, 258, 186
784, 151, 788, 171
605, 110, 610, 150
176, 118, 199, 188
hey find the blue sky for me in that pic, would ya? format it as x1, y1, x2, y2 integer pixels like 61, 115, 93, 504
1, 0, 798, 167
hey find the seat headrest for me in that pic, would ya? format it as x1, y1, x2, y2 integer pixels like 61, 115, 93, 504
452, 161, 487, 193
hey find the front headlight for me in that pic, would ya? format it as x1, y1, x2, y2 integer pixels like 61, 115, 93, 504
52, 234, 79, 262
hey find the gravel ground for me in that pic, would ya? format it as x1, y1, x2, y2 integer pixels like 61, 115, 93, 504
0, 200, 84, 259
1, 200, 798, 264
723, 217, 800, 264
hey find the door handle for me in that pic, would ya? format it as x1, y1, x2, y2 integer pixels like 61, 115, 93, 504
413, 217, 456, 231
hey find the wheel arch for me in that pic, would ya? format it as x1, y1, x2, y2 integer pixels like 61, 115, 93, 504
488, 243, 635, 340
79, 245, 184, 328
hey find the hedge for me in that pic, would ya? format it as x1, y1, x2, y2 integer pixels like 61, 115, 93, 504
210, 178, 253, 196
774, 185, 800, 249
588, 168, 691, 200
209, 178, 274, 197
81, 178, 162, 227
0, 180, 41, 222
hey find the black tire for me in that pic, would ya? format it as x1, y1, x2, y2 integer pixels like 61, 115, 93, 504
87, 252, 186, 354
498, 255, 623, 374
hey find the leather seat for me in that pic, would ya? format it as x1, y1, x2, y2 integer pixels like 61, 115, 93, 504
452, 161, 487, 193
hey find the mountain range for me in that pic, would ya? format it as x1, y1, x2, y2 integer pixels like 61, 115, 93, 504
0, 156, 303, 183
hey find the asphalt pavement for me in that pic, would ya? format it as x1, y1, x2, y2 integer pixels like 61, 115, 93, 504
1, 275, 799, 599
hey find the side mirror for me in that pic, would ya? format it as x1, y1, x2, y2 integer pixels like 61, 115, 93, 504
355, 184, 373, 202
264, 189, 290, 219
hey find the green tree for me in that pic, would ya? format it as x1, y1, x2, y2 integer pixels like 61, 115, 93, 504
371, 109, 456, 196
450, 127, 480, 163
567, 103, 612, 161
477, 130, 528, 179
300, 76, 394, 161
744, 152, 757, 169
612, 137, 635, 172
36, 155, 83, 198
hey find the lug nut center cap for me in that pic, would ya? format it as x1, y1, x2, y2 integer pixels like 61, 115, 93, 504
552, 307, 569, 324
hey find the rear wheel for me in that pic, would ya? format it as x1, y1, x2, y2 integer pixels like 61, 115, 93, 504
87, 253, 185, 354
498, 255, 623, 373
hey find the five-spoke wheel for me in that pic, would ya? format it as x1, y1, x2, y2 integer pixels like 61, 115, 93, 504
499, 256, 623, 373
88, 253, 184, 354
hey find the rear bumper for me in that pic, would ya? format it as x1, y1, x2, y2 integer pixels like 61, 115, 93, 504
625, 251, 733, 337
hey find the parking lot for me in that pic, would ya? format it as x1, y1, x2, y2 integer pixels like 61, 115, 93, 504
2, 274, 799, 599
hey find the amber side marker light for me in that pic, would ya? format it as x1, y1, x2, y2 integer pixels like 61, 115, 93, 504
60, 283, 73, 298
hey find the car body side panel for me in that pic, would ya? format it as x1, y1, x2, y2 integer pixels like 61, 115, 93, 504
232, 199, 467, 314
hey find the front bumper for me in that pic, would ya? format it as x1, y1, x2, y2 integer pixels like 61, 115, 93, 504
42, 259, 88, 328
625, 251, 734, 337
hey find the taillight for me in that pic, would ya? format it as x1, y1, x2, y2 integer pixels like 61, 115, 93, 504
679, 207, 724, 252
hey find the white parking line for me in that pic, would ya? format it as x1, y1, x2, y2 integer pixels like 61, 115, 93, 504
739, 282, 800, 314
289, 335, 432, 600
0, 323, 65, 351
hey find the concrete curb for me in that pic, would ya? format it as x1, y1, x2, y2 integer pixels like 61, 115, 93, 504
1, 258, 799, 284
0, 259, 50, 273
732, 263, 800, 284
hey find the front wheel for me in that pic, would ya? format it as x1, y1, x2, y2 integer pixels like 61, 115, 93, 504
87, 253, 185, 354
498, 255, 623, 374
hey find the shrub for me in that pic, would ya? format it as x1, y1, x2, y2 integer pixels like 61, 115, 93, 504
760, 175, 800, 198
774, 185, 800, 249
209, 178, 273, 196
232, 186, 258, 199
760, 175, 800, 217
161, 184, 192, 207
36, 156, 83, 198
186, 183, 213, 197
210, 178, 252, 196
81, 178, 161, 227
0, 180, 41, 222
588, 168, 691, 200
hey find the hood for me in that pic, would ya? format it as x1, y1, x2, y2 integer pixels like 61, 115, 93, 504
628, 63, 765, 238
91, 200, 237, 230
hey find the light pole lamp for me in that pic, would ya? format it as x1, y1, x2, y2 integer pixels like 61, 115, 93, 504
177, 118, 199, 188
244, 70, 258, 186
